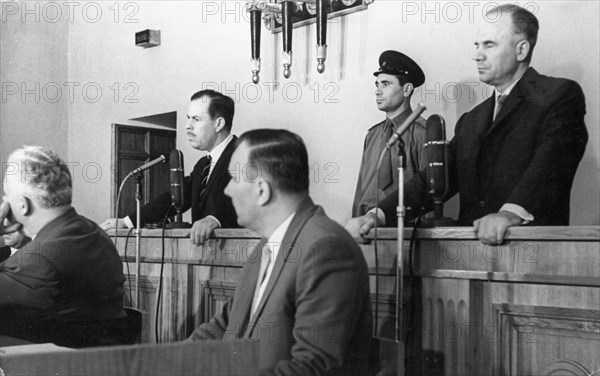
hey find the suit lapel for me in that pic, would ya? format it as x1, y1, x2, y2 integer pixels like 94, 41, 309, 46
461, 68, 537, 189
244, 197, 318, 337
486, 88, 524, 137
198, 136, 237, 208
476, 95, 495, 140
460, 93, 496, 187
465, 95, 495, 173
227, 238, 266, 338
485, 68, 536, 137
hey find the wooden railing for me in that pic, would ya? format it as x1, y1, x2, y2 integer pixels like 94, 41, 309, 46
109, 226, 600, 376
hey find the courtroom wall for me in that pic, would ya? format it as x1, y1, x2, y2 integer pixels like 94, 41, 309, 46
1, 1, 598, 225
0, 2, 69, 197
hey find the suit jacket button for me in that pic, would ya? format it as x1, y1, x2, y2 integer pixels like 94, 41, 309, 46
479, 200, 486, 207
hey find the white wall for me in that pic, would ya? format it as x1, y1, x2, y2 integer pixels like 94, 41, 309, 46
2, 0, 598, 226
0, 1, 69, 197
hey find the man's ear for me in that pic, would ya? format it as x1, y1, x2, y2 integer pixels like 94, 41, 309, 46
403, 82, 414, 97
256, 180, 272, 206
17, 196, 31, 216
515, 40, 530, 62
215, 117, 226, 133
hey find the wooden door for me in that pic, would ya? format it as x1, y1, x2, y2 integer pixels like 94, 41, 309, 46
111, 124, 176, 219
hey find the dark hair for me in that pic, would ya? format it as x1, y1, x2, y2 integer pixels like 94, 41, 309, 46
239, 129, 309, 194
393, 75, 408, 87
490, 4, 539, 62
190, 89, 235, 131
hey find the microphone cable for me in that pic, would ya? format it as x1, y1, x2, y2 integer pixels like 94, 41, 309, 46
155, 208, 171, 343
112, 175, 131, 255
407, 211, 423, 337
113, 174, 135, 307
123, 227, 135, 307
402, 209, 424, 372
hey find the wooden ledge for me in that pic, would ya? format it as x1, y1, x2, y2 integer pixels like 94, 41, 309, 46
108, 228, 262, 239
365, 226, 600, 241
105, 226, 600, 242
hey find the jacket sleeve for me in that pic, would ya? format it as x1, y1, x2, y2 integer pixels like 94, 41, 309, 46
186, 300, 231, 341
378, 169, 434, 227
0, 252, 57, 309
351, 136, 369, 217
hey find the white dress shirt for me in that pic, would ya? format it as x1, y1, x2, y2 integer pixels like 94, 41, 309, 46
251, 212, 295, 315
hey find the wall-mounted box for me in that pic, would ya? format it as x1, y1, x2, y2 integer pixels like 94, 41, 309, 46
135, 29, 161, 48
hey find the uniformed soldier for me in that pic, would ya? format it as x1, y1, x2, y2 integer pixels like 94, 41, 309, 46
352, 50, 427, 217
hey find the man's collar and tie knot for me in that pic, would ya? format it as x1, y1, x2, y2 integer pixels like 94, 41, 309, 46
493, 93, 507, 121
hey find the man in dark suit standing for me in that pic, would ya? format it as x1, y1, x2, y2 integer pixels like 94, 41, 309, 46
346, 4, 588, 245
101, 90, 239, 245
188, 129, 376, 375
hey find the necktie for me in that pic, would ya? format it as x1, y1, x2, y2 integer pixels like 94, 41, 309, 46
493, 94, 506, 121
251, 243, 272, 315
378, 119, 394, 191
199, 155, 212, 200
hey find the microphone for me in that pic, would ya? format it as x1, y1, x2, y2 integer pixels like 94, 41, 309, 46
167, 149, 191, 229
421, 114, 455, 227
385, 103, 427, 149
169, 149, 184, 209
425, 115, 447, 199
128, 154, 167, 177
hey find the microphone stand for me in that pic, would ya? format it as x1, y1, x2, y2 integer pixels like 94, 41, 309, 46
395, 142, 406, 344
135, 172, 144, 309
420, 201, 456, 227
166, 208, 191, 229
376, 103, 425, 345
114, 156, 165, 309
373, 104, 425, 360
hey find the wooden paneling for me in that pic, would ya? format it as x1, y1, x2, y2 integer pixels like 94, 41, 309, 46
473, 282, 600, 376
118, 156, 148, 215
109, 227, 600, 376
200, 281, 236, 324
421, 277, 471, 376
117, 128, 146, 153
113, 229, 260, 344
149, 131, 176, 155
496, 305, 600, 376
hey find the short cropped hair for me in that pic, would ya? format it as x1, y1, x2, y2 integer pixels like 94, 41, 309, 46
489, 4, 539, 62
190, 89, 235, 131
239, 129, 309, 194
7, 146, 72, 208
393, 75, 409, 87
